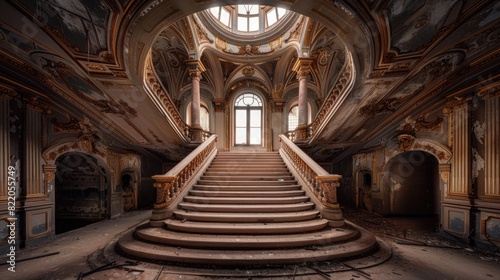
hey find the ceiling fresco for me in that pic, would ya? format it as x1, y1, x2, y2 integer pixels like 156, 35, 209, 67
0, 0, 498, 163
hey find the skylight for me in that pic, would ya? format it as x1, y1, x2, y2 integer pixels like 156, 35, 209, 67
208, 5, 288, 34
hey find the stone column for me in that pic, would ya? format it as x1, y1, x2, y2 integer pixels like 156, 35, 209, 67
24, 99, 44, 197
479, 89, 500, 198
292, 58, 314, 141
186, 60, 206, 142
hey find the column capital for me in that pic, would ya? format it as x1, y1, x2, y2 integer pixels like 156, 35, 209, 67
442, 95, 473, 114
186, 60, 206, 77
292, 58, 314, 80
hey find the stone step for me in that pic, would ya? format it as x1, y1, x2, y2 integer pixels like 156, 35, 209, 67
178, 202, 315, 213
204, 171, 291, 176
200, 175, 295, 181
188, 189, 305, 197
164, 219, 328, 234
196, 180, 296, 186
206, 166, 289, 172
211, 159, 284, 163
183, 195, 309, 204
118, 222, 377, 266
173, 209, 319, 223
135, 225, 355, 249
192, 184, 302, 191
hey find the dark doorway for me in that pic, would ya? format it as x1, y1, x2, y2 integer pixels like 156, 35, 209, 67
55, 152, 108, 234
386, 151, 439, 216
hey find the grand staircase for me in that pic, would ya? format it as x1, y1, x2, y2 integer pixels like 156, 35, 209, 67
118, 152, 377, 266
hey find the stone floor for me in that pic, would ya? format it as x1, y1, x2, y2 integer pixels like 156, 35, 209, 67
1, 208, 499, 280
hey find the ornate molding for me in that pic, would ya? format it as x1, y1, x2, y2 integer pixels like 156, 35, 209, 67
443, 96, 473, 113
396, 134, 415, 152
397, 114, 444, 135
23, 97, 53, 115
477, 82, 500, 99
212, 98, 225, 112
0, 83, 18, 99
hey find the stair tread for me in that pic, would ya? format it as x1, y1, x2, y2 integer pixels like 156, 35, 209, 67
165, 219, 328, 234
179, 202, 315, 212
135, 225, 357, 248
184, 196, 309, 204
189, 190, 304, 197
118, 223, 377, 265
174, 209, 319, 222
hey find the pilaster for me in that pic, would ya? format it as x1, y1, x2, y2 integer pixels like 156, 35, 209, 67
23, 100, 44, 197
479, 89, 500, 199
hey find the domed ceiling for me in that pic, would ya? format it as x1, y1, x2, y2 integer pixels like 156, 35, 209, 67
0, 0, 498, 162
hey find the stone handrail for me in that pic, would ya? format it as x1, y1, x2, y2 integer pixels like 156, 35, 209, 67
279, 134, 344, 227
150, 135, 217, 226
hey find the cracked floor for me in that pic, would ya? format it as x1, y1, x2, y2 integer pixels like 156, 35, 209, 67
1, 209, 499, 280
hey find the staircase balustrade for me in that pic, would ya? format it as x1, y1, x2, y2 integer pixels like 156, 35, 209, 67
279, 134, 344, 227
144, 53, 211, 143
150, 135, 218, 226
285, 53, 353, 144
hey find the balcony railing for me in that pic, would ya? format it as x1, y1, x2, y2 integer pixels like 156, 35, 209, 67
144, 53, 211, 144
285, 52, 354, 144
279, 134, 344, 227
150, 135, 218, 226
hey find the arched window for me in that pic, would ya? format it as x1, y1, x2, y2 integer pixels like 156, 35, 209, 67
186, 103, 210, 131
200, 106, 210, 131
288, 105, 299, 131
234, 93, 262, 145
288, 103, 312, 131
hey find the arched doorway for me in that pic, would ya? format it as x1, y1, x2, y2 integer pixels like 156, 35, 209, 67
386, 151, 439, 215
55, 152, 108, 234
356, 170, 373, 211
234, 93, 263, 146
121, 172, 137, 211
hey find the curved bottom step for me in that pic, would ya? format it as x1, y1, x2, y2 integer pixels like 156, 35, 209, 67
135, 225, 358, 249
117, 222, 378, 266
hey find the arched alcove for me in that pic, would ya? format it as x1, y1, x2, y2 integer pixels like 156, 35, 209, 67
55, 152, 109, 234
386, 151, 439, 216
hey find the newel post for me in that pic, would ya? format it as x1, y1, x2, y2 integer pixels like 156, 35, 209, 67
150, 175, 176, 226
316, 174, 344, 227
